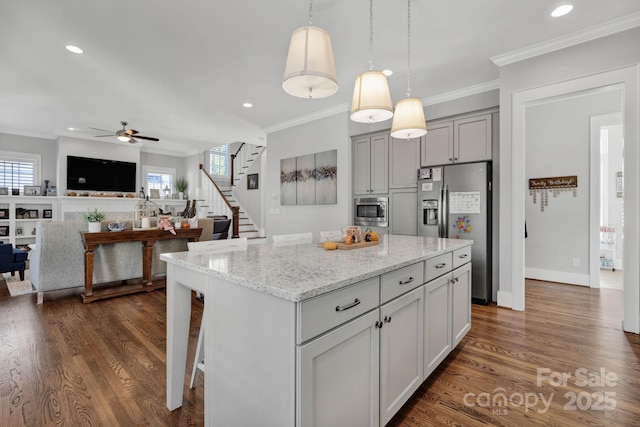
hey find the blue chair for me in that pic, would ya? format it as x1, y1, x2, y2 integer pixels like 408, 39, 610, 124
212, 219, 232, 240
0, 243, 28, 281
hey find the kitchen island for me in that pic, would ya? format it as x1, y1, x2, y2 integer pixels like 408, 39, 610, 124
161, 234, 473, 426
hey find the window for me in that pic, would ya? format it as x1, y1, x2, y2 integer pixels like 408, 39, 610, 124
0, 151, 40, 193
142, 166, 175, 196
208, 145, 229, 177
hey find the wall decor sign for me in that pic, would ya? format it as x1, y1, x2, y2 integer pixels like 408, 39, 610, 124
529, 175, 578, 212
280, 149, 337, 206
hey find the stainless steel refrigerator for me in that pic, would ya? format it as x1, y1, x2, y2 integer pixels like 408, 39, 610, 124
417, 161, 492, 304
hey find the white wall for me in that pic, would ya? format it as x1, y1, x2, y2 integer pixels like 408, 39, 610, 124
266, 112, 350, 237
0, 133, 57, 186
524, 89, 621, 285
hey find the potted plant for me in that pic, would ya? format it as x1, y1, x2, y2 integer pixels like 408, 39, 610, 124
15, 207, 27, 219
175, 177, 188, 199
84, 208, 106, 232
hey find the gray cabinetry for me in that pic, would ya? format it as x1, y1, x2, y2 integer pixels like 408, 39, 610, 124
390, 189, 418, 236
389, 135, 421, 188
353, 133, 389, 195
421, 112, 493, 167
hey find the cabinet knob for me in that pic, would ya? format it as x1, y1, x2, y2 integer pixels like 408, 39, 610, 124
384, 315, 392, 323
375, 320, 384, 329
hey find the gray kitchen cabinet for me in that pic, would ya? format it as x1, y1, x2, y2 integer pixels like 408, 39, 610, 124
379, 286, 424, 425
421, 112, 493, 166
451, 262, 472, 347
390, 189, 418, 236
389, 135, 421, 188
353, 132, 389, 195
423, 272, 452, 377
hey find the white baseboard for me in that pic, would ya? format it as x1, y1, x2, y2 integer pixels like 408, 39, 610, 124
525, 267, 590, 286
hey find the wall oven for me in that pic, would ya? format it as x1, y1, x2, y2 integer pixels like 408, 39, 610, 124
354, 197, 388, 228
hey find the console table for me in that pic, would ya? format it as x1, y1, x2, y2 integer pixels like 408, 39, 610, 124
81, 228, 201, 303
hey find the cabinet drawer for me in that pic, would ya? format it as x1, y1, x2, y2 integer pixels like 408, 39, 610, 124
298, 277, 380, 343
425, 253, 453, 282
380, 261, 424, 303
453, 246, 472, 269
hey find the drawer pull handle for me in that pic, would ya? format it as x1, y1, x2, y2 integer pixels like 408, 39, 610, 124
399, 277, 414, 285
435, 263, 447, 269
458, 254, 468, 259
336, 298, 361, 312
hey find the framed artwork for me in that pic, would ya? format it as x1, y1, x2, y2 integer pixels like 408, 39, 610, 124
43, 209, 53, 219
0, 187, 8, 195
150, 189, 160, 199
0, 209, 8, 219
47, 185, 57, 196
247, 173, 259, 190
280, 149, 337, 206
24, 185, 42, 196
0, 226, 8, 236
27, 209, 38, 219
16, 227, 23, 235
12, 188, 19, 196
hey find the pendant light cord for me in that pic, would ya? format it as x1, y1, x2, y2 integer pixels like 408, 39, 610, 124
308, 0, 314, 25
406, 0, 412, 97
368, 0, 374, 71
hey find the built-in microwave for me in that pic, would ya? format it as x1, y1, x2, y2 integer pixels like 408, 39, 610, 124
354, 197, 388, 227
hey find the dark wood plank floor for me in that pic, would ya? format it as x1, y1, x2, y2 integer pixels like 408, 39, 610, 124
0, 279, 638, 426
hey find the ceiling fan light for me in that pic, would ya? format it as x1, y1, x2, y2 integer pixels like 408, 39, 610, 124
350, 70, 394, 123
117, 135, 131, 142
283, 26, 338, 99
390, 97, 427, 139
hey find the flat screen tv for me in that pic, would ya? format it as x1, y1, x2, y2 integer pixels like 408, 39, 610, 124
67, 155, 137, 193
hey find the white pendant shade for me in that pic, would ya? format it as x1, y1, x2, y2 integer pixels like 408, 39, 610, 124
350, 70, 394, 123
390, 97, 427, 139
283, 26, 338, 99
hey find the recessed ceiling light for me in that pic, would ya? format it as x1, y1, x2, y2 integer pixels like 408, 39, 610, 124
243, 102, 253, 108
68, 127, 77, 131
551, 5, 573, 17
382, 69, 393, 77
65, 45, 84, 54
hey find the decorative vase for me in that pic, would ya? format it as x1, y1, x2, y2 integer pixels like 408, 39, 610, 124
88, 222, 102, 233
179, 192, 184, 200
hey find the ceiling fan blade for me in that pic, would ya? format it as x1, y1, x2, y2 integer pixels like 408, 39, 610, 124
90, 127, 115, 133
125, 129, 139, 136
93, 134, 115, 137
133, 135, 160, 141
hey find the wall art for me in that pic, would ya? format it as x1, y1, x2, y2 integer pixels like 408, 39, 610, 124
280, 149, 337, 206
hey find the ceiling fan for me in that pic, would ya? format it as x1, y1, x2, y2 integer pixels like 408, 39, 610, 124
91, 121, 159, 143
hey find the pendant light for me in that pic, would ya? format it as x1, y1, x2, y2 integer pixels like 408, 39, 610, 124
350, 0, 393, 123
283, 0, 338, 99
390, 0, 427, 139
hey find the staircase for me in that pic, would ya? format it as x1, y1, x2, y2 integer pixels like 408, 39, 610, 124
197, 143, 264, 239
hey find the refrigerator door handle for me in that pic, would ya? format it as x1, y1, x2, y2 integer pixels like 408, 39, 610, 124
437, 184, 444, 237
442, 184, 449, 238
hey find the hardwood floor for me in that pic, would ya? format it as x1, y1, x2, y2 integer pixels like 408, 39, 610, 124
0, 279, 637, 426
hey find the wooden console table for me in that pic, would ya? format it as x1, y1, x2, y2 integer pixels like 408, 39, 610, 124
81, 228, 201, 303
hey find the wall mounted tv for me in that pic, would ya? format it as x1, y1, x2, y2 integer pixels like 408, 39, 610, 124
67, 156, 137, 192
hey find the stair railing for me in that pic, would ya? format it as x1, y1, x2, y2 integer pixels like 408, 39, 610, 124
199, 163, 240, 238
230, 142, 245, 186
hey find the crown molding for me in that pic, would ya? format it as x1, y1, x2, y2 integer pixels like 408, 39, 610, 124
263, 103, 350, 134
0, 127, 56, 140
491, 12, 640, 67
421, 80, 500, 106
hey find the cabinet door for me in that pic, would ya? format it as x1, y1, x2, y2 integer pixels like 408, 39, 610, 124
298, 310, 380, 427
370, 133, 389, 194
389, 135, 420, 188
454, 113, 492, 163
353, 136, 372, 195
380, 287, 423, 425
390, 189, 417, 236
423, 273, 452, 378
451, 262, 472, 347
421, 122, 453, 166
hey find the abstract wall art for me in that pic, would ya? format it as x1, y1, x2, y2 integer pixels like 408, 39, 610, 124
280, 149, 337, 206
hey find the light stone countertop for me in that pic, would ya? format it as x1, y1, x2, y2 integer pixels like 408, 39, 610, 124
160, 234, 473, 302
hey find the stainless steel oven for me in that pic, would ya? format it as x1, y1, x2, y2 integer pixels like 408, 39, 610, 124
354, 197, 388, 227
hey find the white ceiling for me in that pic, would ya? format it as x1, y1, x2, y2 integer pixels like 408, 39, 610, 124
1, 0, 639, 156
